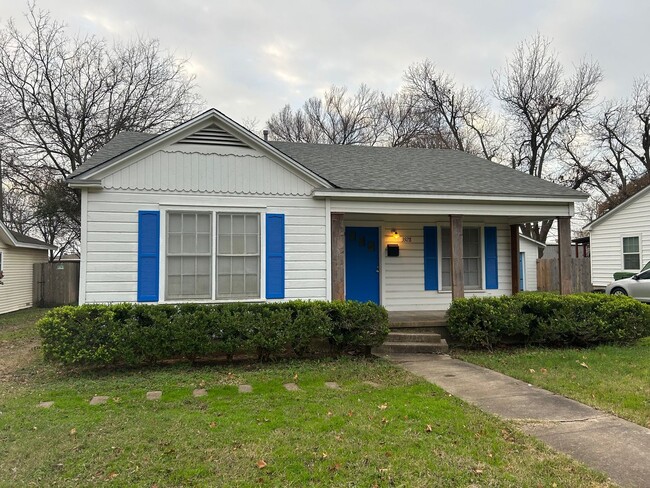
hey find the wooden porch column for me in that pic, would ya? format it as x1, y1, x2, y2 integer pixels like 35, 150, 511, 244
450, 214, 464, 299
510, 224, 521, 294
331, 212, 345, 301
558, 216, 572, 295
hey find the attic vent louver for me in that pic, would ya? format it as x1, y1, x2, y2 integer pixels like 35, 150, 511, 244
176, 125, 249, 148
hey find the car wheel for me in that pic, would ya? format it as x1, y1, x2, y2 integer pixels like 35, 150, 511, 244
610, 287, 628, 296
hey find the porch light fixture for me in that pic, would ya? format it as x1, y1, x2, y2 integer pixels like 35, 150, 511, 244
391, 229, 400, 239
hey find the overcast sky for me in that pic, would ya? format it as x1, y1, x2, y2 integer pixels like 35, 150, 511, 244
2, 0, 650, 126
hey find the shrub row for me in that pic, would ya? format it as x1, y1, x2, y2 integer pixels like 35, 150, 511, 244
447, 292, 650, 349
38, 300, 389, 366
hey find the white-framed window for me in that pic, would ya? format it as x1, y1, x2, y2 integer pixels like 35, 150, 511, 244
441, 226, 482, 290
165, 211, 261, 301
622, 236, 641, 270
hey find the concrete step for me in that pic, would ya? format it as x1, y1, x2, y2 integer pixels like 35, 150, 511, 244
387, 332, 442, 343
373, 339, 449, 355
389, 320, 447, 329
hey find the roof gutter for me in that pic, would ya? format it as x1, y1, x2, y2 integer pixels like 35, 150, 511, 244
312, 189, 588, 204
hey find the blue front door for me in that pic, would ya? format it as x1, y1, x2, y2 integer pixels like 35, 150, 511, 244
345, 227, 380, 303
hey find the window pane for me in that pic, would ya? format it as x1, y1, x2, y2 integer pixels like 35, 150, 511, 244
441, 258, 450, 287
182, 234, 196, 253
231, 256, 245, 274
166, 211, 212, 300
232, 215, 245, 233
183, 213, 196, 233
197, 214, 211, 233
232, 235, 245, 254
623, 237, 639, 253
168, 213, 182, 232
245, 235, 258, 254
218, 235, 231, 254
168, 234, 182, 254
231, 275, 245, 294
245, 215, 259, 233
624, 254, 640, 270
197, 234, 211, 254
463, 228, 480, 257
245, 256, 258, 274
441, 228, 450, 257
217, 256, 231, 274
217, 275, 231, 295
245, 274, 259, 294
219, 215, 231, 234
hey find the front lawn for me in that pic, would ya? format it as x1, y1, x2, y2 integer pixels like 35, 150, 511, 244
456, 338, 650, 428
0, 309, 614, 487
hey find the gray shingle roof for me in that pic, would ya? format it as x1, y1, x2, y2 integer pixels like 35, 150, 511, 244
9, 229, 50, 246
68, 132, 157, 178
269, 142, 585, 199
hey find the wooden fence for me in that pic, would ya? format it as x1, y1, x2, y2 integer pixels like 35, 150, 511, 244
33, 261, 80, 307
536, 257, 592, 293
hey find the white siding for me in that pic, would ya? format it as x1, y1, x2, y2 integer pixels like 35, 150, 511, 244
590, 189, 650, 286
102, 146, 314, 196
518, 237, 542, 291
83, 190, 327, 304
343, 215, 513, 311
0, 241, 49, 315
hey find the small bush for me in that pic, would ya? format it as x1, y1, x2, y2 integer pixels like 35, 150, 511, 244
447, 292, 650, 349
38, 300, 389, 366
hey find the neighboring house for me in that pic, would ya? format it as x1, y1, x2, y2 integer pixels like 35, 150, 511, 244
66, 109, 586, 311
518, 235, 545, 291
0, 222, 56, 315
584, 186, 650, 287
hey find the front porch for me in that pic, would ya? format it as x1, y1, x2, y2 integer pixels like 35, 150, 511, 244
329, 211, 574, 312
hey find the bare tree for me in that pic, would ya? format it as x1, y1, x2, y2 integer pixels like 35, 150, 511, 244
404, 59, 502, 159
494, 34, 602, 242
267, 84, 382, 145
0, 3, 202, 255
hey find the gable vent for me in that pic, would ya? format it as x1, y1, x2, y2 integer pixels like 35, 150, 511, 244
175, 125, 250, 148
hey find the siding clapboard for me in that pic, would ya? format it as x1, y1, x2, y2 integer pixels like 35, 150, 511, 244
590, 189, 650, 286
342, 215, 513, 311
102, 147, 314, 196
0, 240, 49, 314
84, 190, 327, 304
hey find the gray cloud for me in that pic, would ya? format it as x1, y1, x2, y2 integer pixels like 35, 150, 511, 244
2, 0, 649, 124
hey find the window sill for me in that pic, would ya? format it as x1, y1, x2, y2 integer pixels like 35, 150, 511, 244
437, 289, 487, 294
160, 298, 266, 304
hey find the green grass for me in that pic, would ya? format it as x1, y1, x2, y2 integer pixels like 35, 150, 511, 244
0, 308, 614, 487
0, 307, 49, 342
455, 338, 650, 428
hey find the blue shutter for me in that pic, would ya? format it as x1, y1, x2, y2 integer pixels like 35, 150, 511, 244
137, 210, 160, 302
423, 226, 439, 291
266, 213, 285, 299
484, 226, 498, 290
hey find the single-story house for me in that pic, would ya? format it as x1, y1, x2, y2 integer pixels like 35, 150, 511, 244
584, 185, 650, 287
518, 234, 545, 291
0, 222, 56, 315
66, 108, 586, 311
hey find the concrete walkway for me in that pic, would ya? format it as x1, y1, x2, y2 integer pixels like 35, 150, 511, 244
383, 353, 650, 488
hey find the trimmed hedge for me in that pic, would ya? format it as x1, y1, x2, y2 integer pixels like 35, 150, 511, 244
37, 300, 389, 366
447, 292, 650, 349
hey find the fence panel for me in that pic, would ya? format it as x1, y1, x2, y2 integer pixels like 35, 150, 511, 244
536, 257, 591, 293
33, 262, 80, 307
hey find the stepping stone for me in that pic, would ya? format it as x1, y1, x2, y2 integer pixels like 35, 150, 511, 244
363, 381, 381, 388
146, 391, 162, 401
193, 389, 207, 397
89, 396, 109, 406
283, 383, 300, 392
325, 382, 339, 389
238, 384, 252, 393
38, 401, 54, 409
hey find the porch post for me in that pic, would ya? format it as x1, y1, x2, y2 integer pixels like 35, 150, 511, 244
331, 212, 345, 301
510, 224, 521, 294
450, 214, 464, 299
558, 216, 572, 295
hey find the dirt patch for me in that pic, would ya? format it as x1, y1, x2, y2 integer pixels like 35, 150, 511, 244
0, 337, 41, 382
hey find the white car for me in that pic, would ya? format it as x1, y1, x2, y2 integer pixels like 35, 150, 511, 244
605, 269, 650, 302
